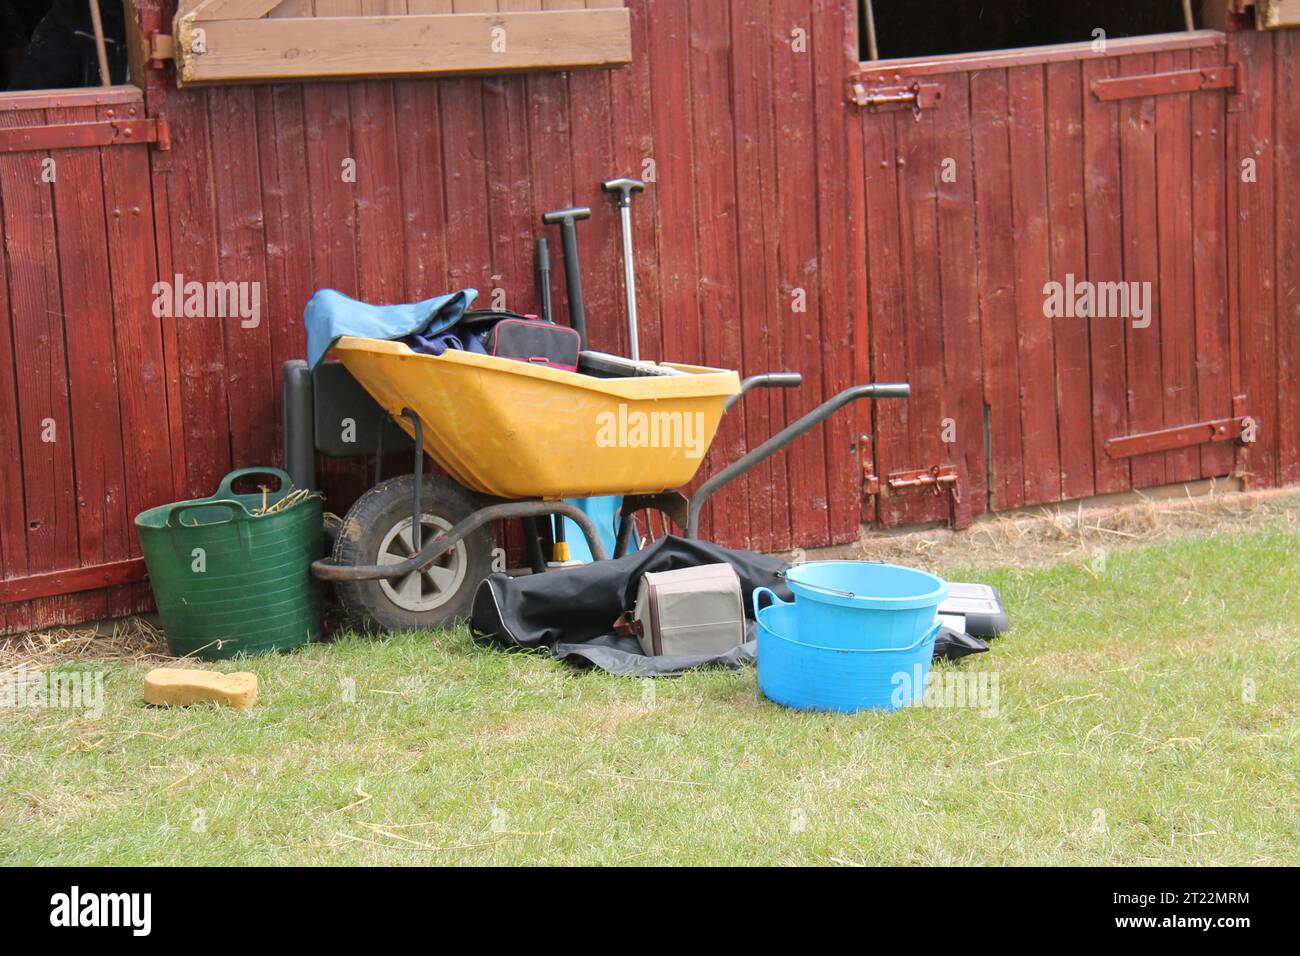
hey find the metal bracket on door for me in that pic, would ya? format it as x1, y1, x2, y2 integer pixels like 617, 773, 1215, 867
0, 117, 170, 152
1090, 64, 1243, 102
849, 80, 942, 119
862, 454, 972, 530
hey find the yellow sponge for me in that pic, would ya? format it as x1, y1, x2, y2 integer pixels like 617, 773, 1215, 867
143, 668, 258, 711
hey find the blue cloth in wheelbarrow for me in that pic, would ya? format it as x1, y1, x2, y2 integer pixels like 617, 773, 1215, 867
469, 536, 987, 676
304, 287, 477, 369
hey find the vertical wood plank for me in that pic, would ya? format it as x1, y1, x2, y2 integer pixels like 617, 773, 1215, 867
970, 69, 1024, 512
728, 0, 781, 551
209, 87, 276, 470
0, 108, 82, 630
1116, 53, 1166, 490
689, 0, 748, 547
393, 77, 450, 298
933, 72, 987, 517
1230, 31, 1278, 488
1045, 61, 1095, 502
1189, 44, 1235, 480
1007, 64, 1059, 507
772, 0, 829, 546
811, 0, 859, 544
1275, 29, 1300, 486
351, 81, 407, 305
1153, 49, 1200, 484
1080, 55, 1131, 496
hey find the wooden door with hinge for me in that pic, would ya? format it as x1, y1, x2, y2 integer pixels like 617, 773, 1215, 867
0, 86, 175, 634
851, 30, 1249, 530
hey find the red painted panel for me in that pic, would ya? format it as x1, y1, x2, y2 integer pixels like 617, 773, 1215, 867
1276, 30, 1300, 486
1045, 61, 1096, 502
1080, 55, 1132, 496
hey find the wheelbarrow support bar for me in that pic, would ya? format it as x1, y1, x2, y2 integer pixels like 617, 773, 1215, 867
312, 500, 609, 582
686, 382, 910, 538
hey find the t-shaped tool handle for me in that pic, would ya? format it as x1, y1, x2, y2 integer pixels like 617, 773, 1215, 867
602, 178, 645, 208
542, 206, 592, 224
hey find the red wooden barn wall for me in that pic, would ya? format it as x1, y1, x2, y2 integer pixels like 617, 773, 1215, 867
0, 1, 1297, 634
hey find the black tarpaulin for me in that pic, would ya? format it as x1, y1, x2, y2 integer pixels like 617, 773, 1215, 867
469, 535, 987, 676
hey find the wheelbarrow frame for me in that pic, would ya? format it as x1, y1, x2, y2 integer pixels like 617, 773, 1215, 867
295, 365, 909, 586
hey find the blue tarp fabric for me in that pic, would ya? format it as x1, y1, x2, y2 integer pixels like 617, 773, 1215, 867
304, 288, 477, 368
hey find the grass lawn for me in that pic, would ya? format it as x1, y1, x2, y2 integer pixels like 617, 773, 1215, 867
1, 520, 1296, 865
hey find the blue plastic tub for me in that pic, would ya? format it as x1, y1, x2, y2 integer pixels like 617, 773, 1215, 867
754, 589, 940, 713
780, 561, 947, 649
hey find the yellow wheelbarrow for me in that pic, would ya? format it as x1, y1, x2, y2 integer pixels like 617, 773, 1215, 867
296, 338, 909, 631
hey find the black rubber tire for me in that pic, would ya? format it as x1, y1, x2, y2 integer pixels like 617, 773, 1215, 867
332, 474, 493, 633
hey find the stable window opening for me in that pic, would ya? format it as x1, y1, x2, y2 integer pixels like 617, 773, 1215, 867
3, 0, 128, 91
858, 0, 1197, 62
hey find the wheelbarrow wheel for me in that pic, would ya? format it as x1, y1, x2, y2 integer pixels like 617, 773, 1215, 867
332, 474, 493, 633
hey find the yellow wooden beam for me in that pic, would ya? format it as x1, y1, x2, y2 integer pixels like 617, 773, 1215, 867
175, 9, 631, 86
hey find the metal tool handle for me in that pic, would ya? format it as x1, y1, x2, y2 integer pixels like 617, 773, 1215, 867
602, 178, 645, 207
725, 372, 804, 411
542, 206, 591, 224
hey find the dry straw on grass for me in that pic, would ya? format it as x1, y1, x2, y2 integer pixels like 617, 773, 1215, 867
0, 616, 171, 673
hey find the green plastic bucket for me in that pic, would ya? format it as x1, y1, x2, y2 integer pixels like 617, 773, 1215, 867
135, 468, 324, 660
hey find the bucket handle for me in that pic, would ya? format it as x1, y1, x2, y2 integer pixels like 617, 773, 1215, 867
215, 467, 293, 501
777, 568, 857, 599
752, 585, 793, 619
165, 499, 247, 529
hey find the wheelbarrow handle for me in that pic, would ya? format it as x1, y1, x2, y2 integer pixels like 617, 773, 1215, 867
688, 381, 910, 538
724, 372, 804, 412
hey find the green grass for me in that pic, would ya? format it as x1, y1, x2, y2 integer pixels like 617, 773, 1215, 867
2, 522, 1297, 865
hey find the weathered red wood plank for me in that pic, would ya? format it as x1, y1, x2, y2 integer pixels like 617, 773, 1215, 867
0, 558, 146, 605
860, 95, 912, 525
393, 78, 449, 299
303, 84, 360, 295
930, 72, 987, 519
1116, 53, 1166, 490
525, 71, 575, 325
1152, 49, 1200, 484
1229, 31, 1278, 488
48, 103, 130, 624
772, 0, 829, 546
209, 87, 276, 471
256, 84, 316, 464
1080, 55, 1131, 496
1007, 64, 1060, 507
0, 106, 83, 631
568, 71, 621, 352
481, 75, 532, 316
1189, 44, 1235, 480
645, 0, 705, 530
728, 0, 780, 551
351, 81, 407, 305
0, 160, 22, 633
970, 69, 1024, 512
1275, 30, 1300, 486
811, 0, 860, 544
98, 104, 173, 617
609, 0, 663, 365
1045, 61, 1095, 502
890, 104, 947, 527
688, 0, 748, 548
166, 83, 233, 497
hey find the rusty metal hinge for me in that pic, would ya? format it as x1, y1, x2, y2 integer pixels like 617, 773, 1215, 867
147, 32, 175, 68
849, 79, 942, 119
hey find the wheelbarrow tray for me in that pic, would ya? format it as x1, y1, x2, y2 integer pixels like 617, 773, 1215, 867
332, 337, 740, 499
